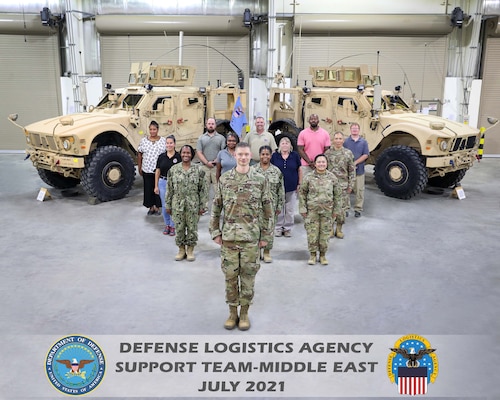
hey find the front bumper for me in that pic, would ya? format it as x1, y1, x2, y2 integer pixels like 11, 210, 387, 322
28, 148, 85, 169
425, 150, 476, 169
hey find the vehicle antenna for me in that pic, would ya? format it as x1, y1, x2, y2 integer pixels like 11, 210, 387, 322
155, 44, 244, 89
329, 52, 415, 96
420, 43, 428, 110
376, 50, 380, 77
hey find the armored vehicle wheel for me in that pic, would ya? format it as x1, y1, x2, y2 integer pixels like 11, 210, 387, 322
37, 168, 79, 189
216, 119, 232, 137
81, 145, 135, 202
274, 133, 298, 152
269, 119, 300, 151
427, 169, 467, 188
374, 145, 428, 199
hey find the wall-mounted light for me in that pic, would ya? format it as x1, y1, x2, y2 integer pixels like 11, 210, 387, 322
40, 7, 52, 26
40, 7, 61, 27
243, 8, 252, 28
450, 7, 464, 28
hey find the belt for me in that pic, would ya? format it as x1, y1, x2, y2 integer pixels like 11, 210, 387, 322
160, 176, 168, 180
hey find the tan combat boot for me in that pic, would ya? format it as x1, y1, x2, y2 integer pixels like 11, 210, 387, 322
308, 252, 317, 265
238, 305, 251, 331
263, 249, 272, 263
330, 226, 335, 238
319, 252, 328, 265
224, 305, 239, 330
186, 246, 195, 261
175, 246, 186, 261
335, 223, 344, 239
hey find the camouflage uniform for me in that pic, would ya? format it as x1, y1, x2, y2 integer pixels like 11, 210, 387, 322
166, 163, 208, 247
251, 163, 285, 250
209, 168, 274, 306
298, 170, 342, 253
325, 147, 355, 224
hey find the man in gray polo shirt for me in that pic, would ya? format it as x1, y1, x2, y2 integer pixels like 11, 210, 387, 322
196, 118, 226, 212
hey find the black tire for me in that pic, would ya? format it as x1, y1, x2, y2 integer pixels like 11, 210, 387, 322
215, 119, 232, 137
269, 119, 300, 151
80, 145, 135, 202
37, 168, 79, 189
374, 145, 428, 199
274, 133, 298, 152
427, 169, 467, 188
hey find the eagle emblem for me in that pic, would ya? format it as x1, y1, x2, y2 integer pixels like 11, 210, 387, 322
390, 347, 436, 368
56, 358, 94, 378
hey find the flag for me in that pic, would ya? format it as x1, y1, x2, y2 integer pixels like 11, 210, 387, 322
230, 96, 247, 137
397, 367, 428, 395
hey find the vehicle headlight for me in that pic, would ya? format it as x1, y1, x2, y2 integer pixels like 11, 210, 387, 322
62, 137, 75, 150
437, 138, 448, 151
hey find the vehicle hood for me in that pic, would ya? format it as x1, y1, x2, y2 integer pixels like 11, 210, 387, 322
25, 111, 130, 136
380, 112, 478, 137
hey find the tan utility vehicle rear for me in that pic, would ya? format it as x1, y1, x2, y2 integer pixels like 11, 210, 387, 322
9, 62, 245, 202
269, 65, 494, 199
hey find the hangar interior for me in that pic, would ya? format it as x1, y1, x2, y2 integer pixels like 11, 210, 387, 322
1, 0, 500, 152
0, 1, 500, 398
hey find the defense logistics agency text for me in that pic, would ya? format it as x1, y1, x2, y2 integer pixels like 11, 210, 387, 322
119, 341, 374, 353
116, 341, 378, 394
115, 360, 378, 373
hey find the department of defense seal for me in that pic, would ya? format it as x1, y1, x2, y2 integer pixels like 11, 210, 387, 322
45, 335, 106, 395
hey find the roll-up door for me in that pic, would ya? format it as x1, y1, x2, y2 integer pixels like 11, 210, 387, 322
291, 36, 447, 106
99, 35, 249, 109
479, 37, 500, 155
0, 34, 61, 151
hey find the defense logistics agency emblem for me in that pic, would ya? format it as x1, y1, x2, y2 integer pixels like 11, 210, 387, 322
45, 335, 106, 395
387, 335, 438, 395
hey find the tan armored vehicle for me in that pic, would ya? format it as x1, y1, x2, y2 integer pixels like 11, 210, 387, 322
269, 65, 495, 199
9, 62, 246, 202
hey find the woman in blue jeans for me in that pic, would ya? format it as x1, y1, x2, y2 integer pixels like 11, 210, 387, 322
154, 135, 181, 235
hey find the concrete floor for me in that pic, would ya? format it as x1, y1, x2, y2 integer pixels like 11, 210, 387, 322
1, 153, 499, 399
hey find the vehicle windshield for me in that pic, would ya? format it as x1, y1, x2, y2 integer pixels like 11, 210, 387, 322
384, 95, 410, 110
96, 92, 124, 108
123, 94, 143, 108
366, 94, 410, 110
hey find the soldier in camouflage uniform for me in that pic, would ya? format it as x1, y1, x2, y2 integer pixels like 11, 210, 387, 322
166, 145, 208, 262
252, 145, 285, 263
209, 142, 274, 331
325, 132, 355, 239
299, 154, 342, 266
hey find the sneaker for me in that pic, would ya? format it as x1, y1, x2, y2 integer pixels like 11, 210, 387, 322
354, 211, 361, 218
169, 227, 176, 236
275, 230, 283, 237
147, 209, 155, 215
283, 230, 292, 237
163, 226, 170, 235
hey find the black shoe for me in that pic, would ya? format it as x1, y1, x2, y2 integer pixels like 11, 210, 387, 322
354, 211, 361, 218
346, 211, 349, 218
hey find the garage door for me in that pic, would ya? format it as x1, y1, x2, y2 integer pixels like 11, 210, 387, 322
0, 34, 61, 151
479, 37, 500, 155
99, 35, 249, 101
292, 36, 447, 108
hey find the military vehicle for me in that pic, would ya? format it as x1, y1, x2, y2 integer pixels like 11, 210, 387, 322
268, 65, 496, 199
9, 62, 246, 202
